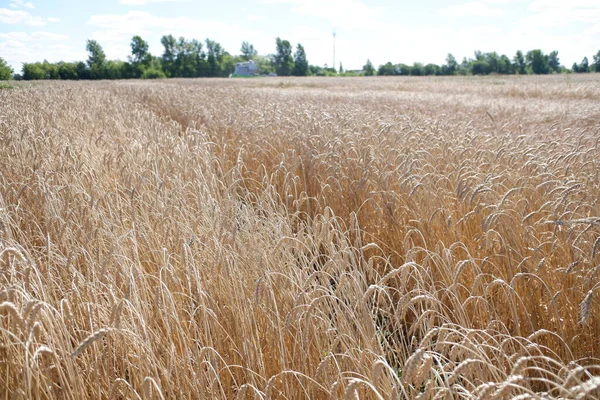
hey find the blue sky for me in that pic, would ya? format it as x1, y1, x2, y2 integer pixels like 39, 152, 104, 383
1, 0, 599, 73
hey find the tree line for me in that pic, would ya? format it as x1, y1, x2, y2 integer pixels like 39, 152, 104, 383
366, 49, 600, 77
0, 35, 599, 80
0, 35, 314, 81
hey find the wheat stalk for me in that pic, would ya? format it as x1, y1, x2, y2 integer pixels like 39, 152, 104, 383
71, 328, 114, 357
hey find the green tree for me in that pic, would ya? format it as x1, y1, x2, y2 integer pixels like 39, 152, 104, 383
58, 62, 78, 80
339, 62, 343, 74
513, 50, 526, 74
471, 60, 490, 75
411, 62, 425, 76
206, 39, 225, 76
309, 64, 334, 76
254, 55, 275, 75
142, 68, 166, 79
240, 41, 257, 61
458, 57, 470, 75
526, 49, 549, 74
42, 60, 59, 79
0, 57, 13, 80
322, 66, 337, 76
119, 62, 136, 79
424, 63, 439, 76
444, 53, 458, 75
377, 62, 395, 76
292, 43, 308, 76
171, 38, 207, 77
129, 36, 151, 78
273, 37, 293, 76
174, 37, 200, 77
221, 53, 237, 76
160, 34, 177, 76
548, 51, 560, 72
76, 61, 90, 79
142, 56, 167, 79
22, 61, 62, 80
580, 56, 589, 72
363, 59, 375, 76
498, 54, 513, 75
572, 62, 579, 73
308, 64, 323, 76
86, 40, 106, 67
86, 39, 107, 79
104, 60, 125, 79
485, 52, 500, 73
593, 50, 600, 72
396, 63, 411, 76
22, 63, 46, 80
130, 35, 150, 64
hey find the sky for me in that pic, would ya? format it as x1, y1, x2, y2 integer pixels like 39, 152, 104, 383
0, 0, 599, 73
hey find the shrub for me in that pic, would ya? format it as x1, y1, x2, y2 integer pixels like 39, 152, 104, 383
141, 68, 166, 79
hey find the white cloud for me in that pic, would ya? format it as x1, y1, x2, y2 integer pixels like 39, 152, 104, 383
529, 0, 599, 7
525, 0, 600, 26
0, 8, 45, 25
10, 0, 35, 9
87, 11, 265, 60
584, 22, 600, 36
120, 0, 187, 4
260, 0, 381, 28
0, 31, 84, 72
0, 31, 69, 41
440, 1, 506, 17
247, 14, 265, 21
1, 40, 84, 65
432, 0, 600, 67
88, 11, 251, 38
47, 17, 60, 22
513, 0, 600, 64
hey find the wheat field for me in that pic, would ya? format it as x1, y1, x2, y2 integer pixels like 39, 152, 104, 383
1, 75, 600, 399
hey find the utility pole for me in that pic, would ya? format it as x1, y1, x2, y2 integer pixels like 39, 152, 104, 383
333, 31, 336, 71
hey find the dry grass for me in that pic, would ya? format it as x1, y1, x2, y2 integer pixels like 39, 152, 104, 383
1, 74, 600, 399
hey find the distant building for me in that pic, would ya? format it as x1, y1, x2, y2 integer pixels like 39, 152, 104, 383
233, 60, 257, 76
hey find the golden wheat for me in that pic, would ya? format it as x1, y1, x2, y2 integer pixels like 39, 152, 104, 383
1, 74, 599, 399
